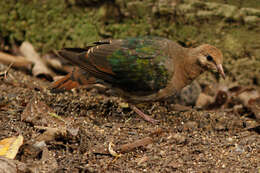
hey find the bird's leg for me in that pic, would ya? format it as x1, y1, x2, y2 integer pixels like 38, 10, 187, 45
130, 105, 159, 124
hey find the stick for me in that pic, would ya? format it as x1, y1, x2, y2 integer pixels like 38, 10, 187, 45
117, 137, 153, 153
0, 52, 33, 70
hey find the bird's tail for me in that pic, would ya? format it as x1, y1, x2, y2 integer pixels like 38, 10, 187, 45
57, 48, 90, 68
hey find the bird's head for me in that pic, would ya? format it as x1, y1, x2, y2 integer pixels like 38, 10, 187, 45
195, 44, 225, 79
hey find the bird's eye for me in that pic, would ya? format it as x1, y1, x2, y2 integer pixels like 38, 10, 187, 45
206, 55, 213, 61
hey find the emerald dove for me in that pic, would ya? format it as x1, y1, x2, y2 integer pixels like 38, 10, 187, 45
53, 37, 225, 123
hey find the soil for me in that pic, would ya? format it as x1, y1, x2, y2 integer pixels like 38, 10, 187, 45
0, 63, 259, 173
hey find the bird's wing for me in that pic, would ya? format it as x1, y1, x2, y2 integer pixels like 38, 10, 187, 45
58, 37, 173, 93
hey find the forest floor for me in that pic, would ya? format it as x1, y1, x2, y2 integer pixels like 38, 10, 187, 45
0, 63, 259, 172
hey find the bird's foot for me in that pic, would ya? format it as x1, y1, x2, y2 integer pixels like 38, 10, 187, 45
131, 105, 159, 124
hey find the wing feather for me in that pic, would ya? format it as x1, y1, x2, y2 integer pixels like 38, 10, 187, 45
59, 37, 173, 93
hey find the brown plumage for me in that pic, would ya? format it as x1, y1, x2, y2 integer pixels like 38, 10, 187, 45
52, 37, 225, 123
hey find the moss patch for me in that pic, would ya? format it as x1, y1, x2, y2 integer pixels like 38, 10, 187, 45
0, 0, 99, 53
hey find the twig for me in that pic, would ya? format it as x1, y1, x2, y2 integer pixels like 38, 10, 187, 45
93, 128, 165, 156
0, 62, 13, 79
0, 52, 33, 70
117, 137, 153, 153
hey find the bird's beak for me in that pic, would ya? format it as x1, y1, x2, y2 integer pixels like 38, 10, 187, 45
216, 64, 225, 79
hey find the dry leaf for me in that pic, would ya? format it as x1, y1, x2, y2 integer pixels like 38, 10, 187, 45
21, 97, 67, 142
0, 156, 28, 173
195, 93, 214, 108
21, 97, 65, 128
26, 147, 58, 173
19, 41, 54, 80
34, 126, 66, 142
0, 135, 24, 159
237, 88, 259, 106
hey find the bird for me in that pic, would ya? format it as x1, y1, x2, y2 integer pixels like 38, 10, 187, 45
52, 37, 225, 123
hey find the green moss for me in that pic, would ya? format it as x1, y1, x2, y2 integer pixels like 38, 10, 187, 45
204, 0, 260, 9
0, 0, 99, 53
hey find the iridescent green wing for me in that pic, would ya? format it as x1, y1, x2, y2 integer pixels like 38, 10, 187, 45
105, 37, 173, 93
59, 37, 173, 93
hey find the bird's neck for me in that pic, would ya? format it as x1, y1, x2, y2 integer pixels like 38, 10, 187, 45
180, 48, 205, 87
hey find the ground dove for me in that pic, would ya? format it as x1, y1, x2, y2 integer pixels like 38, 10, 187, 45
53, 37, 225, 123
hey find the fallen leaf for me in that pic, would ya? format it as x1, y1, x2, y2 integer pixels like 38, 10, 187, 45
26, 147, 58, 172
195, 93, 214, 108
21, 97, 66, 128
20, 143, 43, 161
237, 88, 259, 106
35, 126, 63, 142
21, 97, 67, 142
0, 135, 24, 159
19, 41, 54, 81
0, 156, 28, 173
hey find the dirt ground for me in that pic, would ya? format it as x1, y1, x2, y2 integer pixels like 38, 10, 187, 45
0, 61, 259, 173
